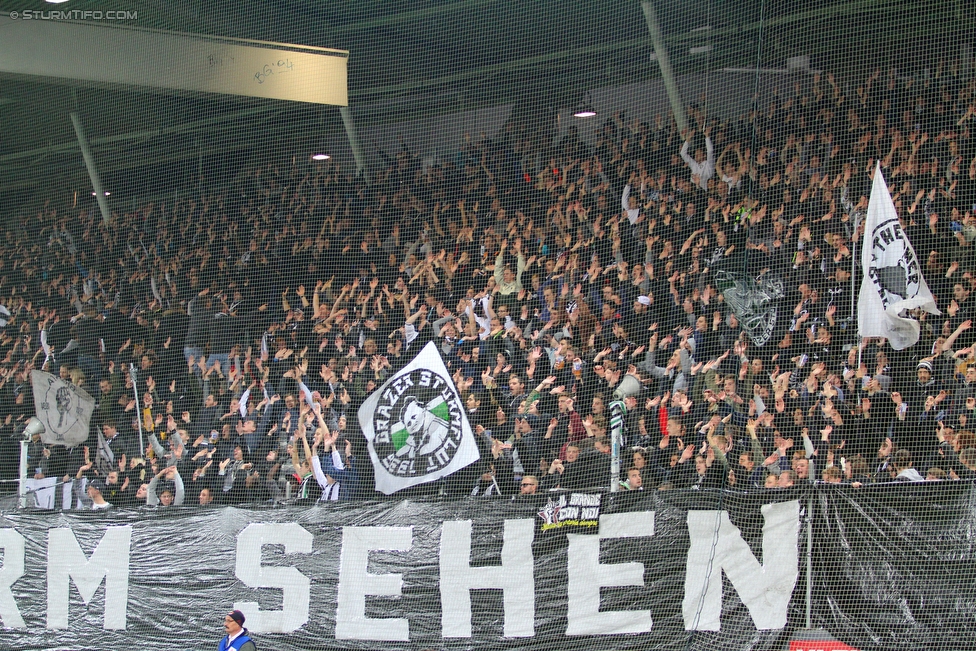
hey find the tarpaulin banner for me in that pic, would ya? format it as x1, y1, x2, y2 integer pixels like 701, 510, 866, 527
0, 485, 973, 650
811, 482, 976, 650
0, 490, 803, 650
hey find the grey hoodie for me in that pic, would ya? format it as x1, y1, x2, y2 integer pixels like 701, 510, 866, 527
895, 467, 925, 482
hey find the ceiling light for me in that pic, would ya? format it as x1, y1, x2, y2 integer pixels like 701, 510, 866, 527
573, 92, 598, 118
311, 153, 330, 161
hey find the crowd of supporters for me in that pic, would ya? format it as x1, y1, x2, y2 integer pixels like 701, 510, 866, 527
2, 65, 976, 508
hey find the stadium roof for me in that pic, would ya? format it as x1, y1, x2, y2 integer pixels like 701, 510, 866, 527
0, 0, 959, 208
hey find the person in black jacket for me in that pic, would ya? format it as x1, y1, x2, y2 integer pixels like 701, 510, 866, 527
675, 428, 730, 490
541, 441, 590, 490
472, 437, 517, 496
209, 302, 241, 378
72, 306, 103, 384
184, 291, 213, 370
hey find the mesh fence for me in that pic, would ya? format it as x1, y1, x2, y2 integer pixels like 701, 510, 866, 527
0, 1, 974, 649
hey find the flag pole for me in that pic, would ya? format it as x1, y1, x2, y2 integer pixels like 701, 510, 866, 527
608, 400, 625, 492
850, 219, 858, 337
853, 224, 862, 380
129, 364, 145, 458
849, 190, 864, 382
18, 437, 29, 509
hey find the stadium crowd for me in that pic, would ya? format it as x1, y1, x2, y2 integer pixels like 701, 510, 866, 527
2, 65, 976, 508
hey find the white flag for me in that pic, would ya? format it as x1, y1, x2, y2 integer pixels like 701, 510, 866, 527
31, 370, 96, 447
358, 341, 480, 494
858, 163, 940, 350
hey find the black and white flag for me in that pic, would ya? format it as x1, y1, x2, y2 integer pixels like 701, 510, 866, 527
30, 370, 96, 447
714, 271, 785, 347
358, 342, 480, 494
858, 163, 940, 350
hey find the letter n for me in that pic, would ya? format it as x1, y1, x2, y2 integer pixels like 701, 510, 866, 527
47, 526, 132, 629
683, 501, 799, 630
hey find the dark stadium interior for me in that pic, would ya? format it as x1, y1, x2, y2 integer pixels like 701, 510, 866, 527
0, 2, 975, 648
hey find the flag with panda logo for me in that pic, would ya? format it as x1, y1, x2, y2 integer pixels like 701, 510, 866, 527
358, 342, 480, 494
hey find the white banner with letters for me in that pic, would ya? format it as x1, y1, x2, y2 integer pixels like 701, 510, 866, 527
0, 492, 817, 650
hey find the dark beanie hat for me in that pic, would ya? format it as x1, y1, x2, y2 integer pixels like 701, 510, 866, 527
229, 610, 246, 626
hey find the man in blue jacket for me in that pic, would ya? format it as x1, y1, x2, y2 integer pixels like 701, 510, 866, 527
218, 610, 256, 651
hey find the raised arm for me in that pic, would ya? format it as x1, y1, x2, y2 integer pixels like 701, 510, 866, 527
483, 294, 496, 321
300, 423, 314, 462
172, 468, 185, 506
290, 436, 304, 473
309, 435, 330, 491
493, 241, 507, 285
309, 426, 337, 490
707, 419, 730, 469
146, 468, 164, 506
679, 138, 694, 166
943, 320, 972, 352
622, 184, 633, 212
515, 240, 527, 284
